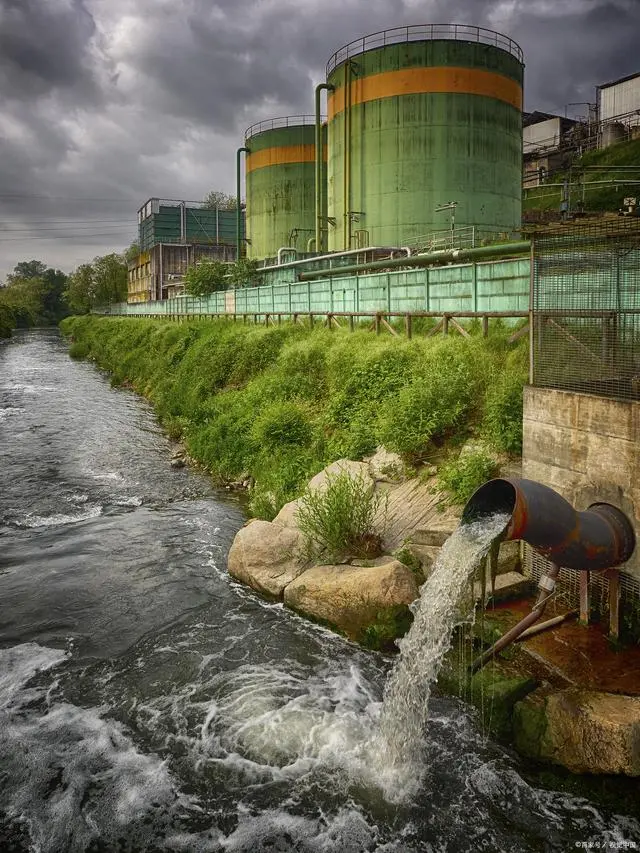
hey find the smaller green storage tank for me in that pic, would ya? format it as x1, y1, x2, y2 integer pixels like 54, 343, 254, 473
137, 198, 241, 252
245, 117, 326, 260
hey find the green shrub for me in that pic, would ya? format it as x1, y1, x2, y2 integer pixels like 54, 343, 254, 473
252, 401, 313, 451
437, 451, 499, 506
69, 341, 90, 360
377, 342, 480, 461
482, 347, 527, 454
296, 471, 385, 562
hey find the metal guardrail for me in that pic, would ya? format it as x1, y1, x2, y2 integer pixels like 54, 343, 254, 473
245, 115, 322, 140
326, 24, 523, 74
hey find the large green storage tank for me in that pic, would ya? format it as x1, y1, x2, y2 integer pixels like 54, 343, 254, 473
325, 25, 524, 251
245, 117, 326, 260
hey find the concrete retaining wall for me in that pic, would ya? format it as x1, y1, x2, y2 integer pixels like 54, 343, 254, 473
522, 385, 640, 580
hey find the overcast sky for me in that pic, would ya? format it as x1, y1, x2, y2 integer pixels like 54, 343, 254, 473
0, 0, 638, 278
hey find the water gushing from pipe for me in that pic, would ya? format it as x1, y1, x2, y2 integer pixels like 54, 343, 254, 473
373, 512, 510, 774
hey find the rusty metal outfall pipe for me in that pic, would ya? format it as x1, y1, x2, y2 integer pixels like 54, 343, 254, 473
461, 478, 635, 572
463, 478, 635, 673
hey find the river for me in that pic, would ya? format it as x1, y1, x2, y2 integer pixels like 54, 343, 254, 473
1, 328, 638, 853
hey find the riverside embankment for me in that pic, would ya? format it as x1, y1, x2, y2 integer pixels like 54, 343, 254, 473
61, 314, 527, 521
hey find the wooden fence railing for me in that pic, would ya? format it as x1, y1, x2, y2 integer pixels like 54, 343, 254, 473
108, 309, 530, 342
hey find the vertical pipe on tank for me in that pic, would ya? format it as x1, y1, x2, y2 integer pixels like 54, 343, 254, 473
315, 83, 333, 254
236, 146, 249, 260
343, 61, 352, 250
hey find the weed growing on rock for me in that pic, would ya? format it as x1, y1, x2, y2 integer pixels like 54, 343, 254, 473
296, 471, 385, 563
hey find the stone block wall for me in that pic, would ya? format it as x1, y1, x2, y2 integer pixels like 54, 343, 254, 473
522, 386, 640, 581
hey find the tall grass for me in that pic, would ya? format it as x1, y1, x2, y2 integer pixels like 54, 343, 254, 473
60, 316, 528, 518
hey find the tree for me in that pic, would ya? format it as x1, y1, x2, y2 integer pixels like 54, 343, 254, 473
228, 257, 263, 288
0, 276, 45, 327
64, 264, 95, 314
184, 259, 229, 296
124, 241, 140, 263
64, 253, 128, 314
92, 253, 128, 305
202, 190, 237, 210
40, 268, 69, 321
6, 260, 47, 284
3, 261, 68, 322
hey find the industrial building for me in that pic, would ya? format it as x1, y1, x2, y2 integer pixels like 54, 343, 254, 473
235, 25, 525, 262
127, 199, 242, 302
127, 25, 640, 304
598, 71, 640, 132
324, 26, 523, 253
522, 112, 579, 188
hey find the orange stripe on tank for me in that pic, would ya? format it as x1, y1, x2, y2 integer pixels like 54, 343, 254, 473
246, 144, 327, 173
327, 66, 522, 118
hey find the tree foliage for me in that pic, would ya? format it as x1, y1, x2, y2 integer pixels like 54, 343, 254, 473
183, 256, 264, 296
202, 190, 237, 210
184, 259, 229, 296
228, 257, 263, 288
0, 260, 69, 333
6, 260, 47, 283
64, 253, 128, 314
124, 241, 140, 263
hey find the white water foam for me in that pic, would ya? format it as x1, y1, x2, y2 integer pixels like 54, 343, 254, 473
0, 644, 189, 853
0, 406, 25, 421
18, 504, 103, 529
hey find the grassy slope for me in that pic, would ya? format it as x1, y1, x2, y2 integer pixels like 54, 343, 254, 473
60, 316, 527, 518
524, 137, 640, 213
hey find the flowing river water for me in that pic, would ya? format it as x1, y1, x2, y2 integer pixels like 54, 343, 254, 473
1, 328, 639, 853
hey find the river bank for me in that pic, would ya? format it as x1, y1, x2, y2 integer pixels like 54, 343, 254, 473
60, 315, 527, 518
59, 317, 640, 792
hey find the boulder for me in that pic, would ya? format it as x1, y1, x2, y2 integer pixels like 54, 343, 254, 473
367, 446, 407, 483
514, 689, 640, 776
227, 519, 306, 599
283, 558, 419, 643
307, 459, 373, 493
272, 498, 301, 528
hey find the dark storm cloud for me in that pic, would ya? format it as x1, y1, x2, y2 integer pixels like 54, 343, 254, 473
0, 0, 639, 276
0, 0, 100, 101
117, 0, 409, 132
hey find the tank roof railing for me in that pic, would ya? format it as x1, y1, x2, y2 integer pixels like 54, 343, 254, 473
244, 115, 324, 140
326, 24, 523, 75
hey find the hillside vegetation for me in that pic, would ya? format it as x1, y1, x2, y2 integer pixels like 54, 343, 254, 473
524, 137, 640, 214
60, 316, 527, 518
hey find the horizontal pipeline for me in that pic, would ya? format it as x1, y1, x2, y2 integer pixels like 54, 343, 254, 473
297, 241, 531, 280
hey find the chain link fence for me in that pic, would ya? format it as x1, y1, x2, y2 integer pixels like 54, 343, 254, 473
532, 218, 640, 400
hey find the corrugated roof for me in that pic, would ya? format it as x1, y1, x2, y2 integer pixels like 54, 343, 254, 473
598, 70, 640, 91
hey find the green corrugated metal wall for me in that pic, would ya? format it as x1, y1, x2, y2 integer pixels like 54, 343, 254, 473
326, 39, 523, 250
103, 256, 530, 317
